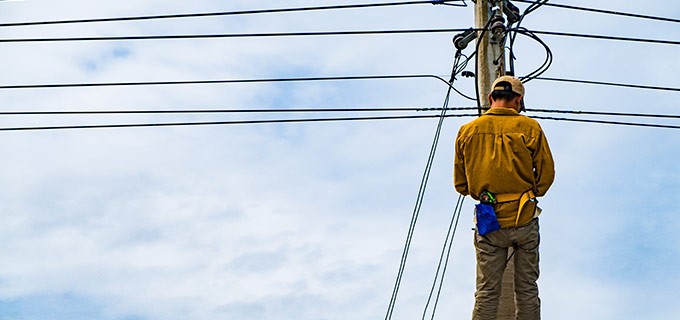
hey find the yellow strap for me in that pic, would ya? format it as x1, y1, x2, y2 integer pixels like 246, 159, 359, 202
515, 190, 536, 226
494, 193, 523, 203
494, 190, 536, 226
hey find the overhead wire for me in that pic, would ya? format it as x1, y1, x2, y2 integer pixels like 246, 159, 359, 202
533, 77, 680, 92
0, 74, 476, 100
3, 107, 680, 121
513, 27, 553, 83
532, 116, 680, 130
0, 72, 675, 94
507, 0, 548, 75
512, 0, 680, 24
0, 72, 477, 102
0, 28, 473, 43
526, 108, 680, 119
0, 1, 467, 28
0, 107, 479, 116
4, 108, 680, 131
421, 194, 465, 320
0, 113, 478, 132
384, 50, 465, 320
0, 27, 673, 46
516, 29, 680, 46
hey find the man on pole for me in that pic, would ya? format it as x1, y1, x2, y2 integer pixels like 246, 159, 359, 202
454, 75, 555, 320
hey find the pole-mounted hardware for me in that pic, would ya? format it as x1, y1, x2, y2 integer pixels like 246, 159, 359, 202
453, 28, 478, 50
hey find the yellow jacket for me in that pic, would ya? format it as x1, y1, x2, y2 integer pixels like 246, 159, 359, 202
454, 107, 555, 228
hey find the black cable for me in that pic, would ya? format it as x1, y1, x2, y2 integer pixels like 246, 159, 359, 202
532, 116, 680, 130
508, 0, 548, 75
4, 109, 680, 131
451, 53, 478, 101
4, 73, 676, 95
0, 107, 479, 116
422, 194, 465, 320
533, 77, 680, 92
0, 28, 473, 43
428, 194, 465, 320
0, 74, 460, 92
517, 29, 680, 46
513, 28, 553, 83
513, 0, 680, 24
5, 107, 678, 120
0, 113, 477, 132
384, 50, 464, 320
527, 108, 680, 119
2, 28, 673, 46
0, 1, 467, 28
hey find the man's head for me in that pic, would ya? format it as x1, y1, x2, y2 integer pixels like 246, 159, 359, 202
488, 75, 524, 111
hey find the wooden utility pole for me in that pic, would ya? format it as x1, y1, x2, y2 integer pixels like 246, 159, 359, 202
475, 0, 506, 114
474, 0, 514, 318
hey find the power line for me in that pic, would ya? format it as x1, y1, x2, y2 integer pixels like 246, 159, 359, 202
3, 72, 676, 94
0, 113, 477, 132
534, 77, 680, 92
527, 108, 680, 120
4, 106, 679, 121
0, 107, 479, 116
519, 29, 680, 46
0, 28, 675, 46
422, 194, 465, 320
0, 73, 477, 102
513, 27, 553, 83
0, 1, 466, 28
0, 74, 456, 90
513, 0, 680, 24
3, 108, 680, 131
533, 116, 680, 130
0, 28, 472, 43
384, 50, 465, 320
508, 0, 549, 76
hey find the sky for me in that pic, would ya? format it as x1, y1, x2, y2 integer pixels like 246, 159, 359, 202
0, 0, 678, 319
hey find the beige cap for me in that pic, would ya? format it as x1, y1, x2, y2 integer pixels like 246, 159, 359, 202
491, 75, 524, 96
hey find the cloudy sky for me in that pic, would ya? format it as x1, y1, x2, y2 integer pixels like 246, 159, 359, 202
0, 0, 678, 319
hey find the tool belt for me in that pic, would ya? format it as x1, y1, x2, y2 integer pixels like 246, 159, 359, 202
481, 190, 538, 227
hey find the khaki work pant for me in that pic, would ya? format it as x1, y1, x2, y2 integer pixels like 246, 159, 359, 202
472, 218, 540, 320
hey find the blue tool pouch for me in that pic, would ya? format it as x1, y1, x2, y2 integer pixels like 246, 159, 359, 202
475, 203, 500, 236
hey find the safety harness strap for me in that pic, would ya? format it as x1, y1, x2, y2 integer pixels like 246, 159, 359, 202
494, 190, 536, 226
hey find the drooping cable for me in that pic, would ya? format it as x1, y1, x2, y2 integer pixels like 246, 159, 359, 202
508, 0, 549, 75
0, 1, 467, 28
384, 50, 464, 320
421, 194, 465, 320
513, 28, 553, 83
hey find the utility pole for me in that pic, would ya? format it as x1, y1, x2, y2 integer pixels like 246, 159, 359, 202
473, 1, 517, 318
474, 0, 507, 115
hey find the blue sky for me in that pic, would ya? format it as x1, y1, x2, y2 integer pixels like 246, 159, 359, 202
0, 0, 678, 319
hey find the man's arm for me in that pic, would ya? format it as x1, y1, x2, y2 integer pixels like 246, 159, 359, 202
532, 129, 555, 197
454, 131, 469, 195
